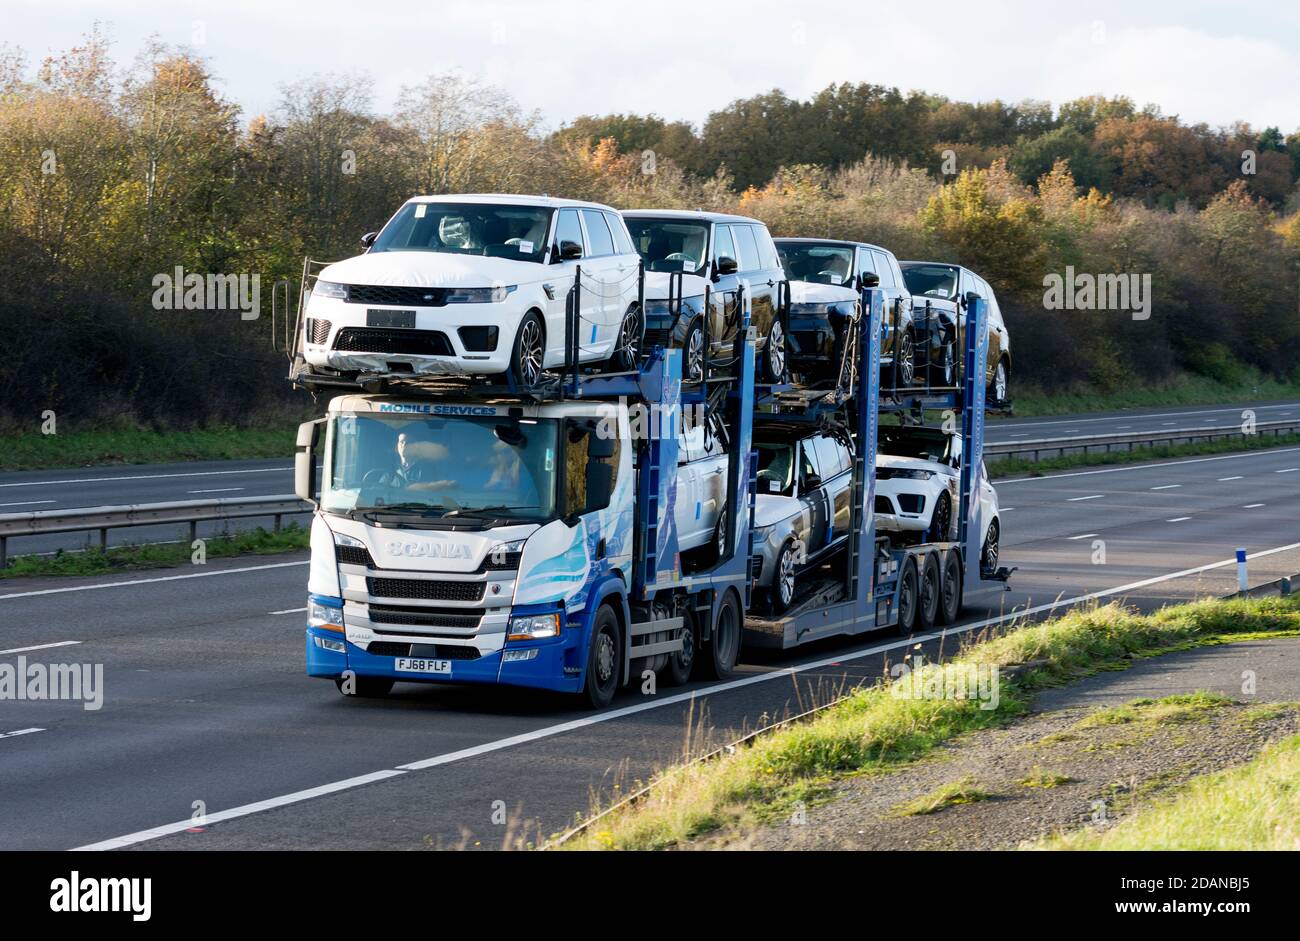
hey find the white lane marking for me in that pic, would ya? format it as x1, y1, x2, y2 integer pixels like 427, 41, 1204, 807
1218, 476, 1243, 482
187, 488, 245, 494
1009, 433, 1028, 437
75, 769, 408, 851
0, 640, 81, 655
0, 560, 308, 601
997, 447, 1300, 485
75, 539, 1300, 852
1167, 517, 1192, 522
0, 728, 45, 740
1068, 533, 1099, 540
0, 466, 290, 490
999, 507, 1014, 512
0, 500, 56, 507
1117, 425, 1131, 429
1068, 494, 1104, 502
1150, 484, 1180, 490
270, 607, 307, 615
1162, 422, 1176, 426
1243, 503, 1265, 509
1277, 468, 1298, 474
991, 402, 1300, 432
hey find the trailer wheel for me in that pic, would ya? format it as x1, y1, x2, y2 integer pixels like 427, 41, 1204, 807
895, 557, 919, 636
937, 550, 962, 624
335, 675, 394, 698
661, 609, 695, 687
581, 605, 622, 708
918, 553, 940, 630
700, 590, 741, 679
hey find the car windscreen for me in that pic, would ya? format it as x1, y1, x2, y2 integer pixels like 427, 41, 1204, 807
370, 203, 553, 262
625, 218, 710, 274
324, 412, 560, 520
878, 427, 955, 463
755, 441, 795, 494
901, 264, 958, 300
778, 243, 854, 286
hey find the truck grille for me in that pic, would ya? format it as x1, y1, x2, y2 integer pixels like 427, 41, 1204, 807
367, 577, 484, 602
368, 605, 483, 629
335, 544, 374, 567
334, 328, 454, 356
345, 285, 452, 306
366, 641, 481, 660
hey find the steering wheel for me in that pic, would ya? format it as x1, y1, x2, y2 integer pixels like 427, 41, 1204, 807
361, 468, 390, 488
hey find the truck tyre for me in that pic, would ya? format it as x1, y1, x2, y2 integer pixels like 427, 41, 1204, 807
509, 311, 546, 388
335, 675, 394, 698
895, 557, 919, 636
581, 605, 622, 709
918, 552, 940, 630
938, 550, 962, 624
661, 609, 695, 687
699, 590, 741, 679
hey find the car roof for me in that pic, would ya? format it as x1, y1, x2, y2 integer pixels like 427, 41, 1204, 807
621, 208, 765, 226
405, 193, 618, 212
900, 260, 963, 272
774, 237, 892, 255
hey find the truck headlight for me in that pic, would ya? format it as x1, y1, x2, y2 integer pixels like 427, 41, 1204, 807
484, 539, 525, 571
309, 595, 345, 632
445, 285, 517, 304
507, 613, 561, 641
312, 280, 348, 300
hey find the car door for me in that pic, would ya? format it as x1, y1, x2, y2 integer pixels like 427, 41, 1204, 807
695, 416, 728, 539
674, 421, 704, 549
797, 437, 829, 558
709, 223, 741, 352
545, 208, 586, 368
578, 209, 622, 360
604, 210, 641, 333
979, 276, 1006, 382
823, 436, 854, 540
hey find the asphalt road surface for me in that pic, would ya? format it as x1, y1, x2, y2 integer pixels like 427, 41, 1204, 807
0, 443, 1297, 850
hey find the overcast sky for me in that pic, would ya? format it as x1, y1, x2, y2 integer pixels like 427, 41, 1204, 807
7, 0, 1300, 133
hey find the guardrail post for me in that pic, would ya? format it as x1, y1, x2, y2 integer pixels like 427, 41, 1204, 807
99, 528, 108, 552
0, 536, 6, 569
1236, 548, 1249, 592
274, 513, 282, 533
189, 521, 197, 544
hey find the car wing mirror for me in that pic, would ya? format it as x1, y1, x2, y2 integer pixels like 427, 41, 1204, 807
803, 473, 822, 490
558, 240, 583, 260
360, 231, 378, 249
715, 256, 738, 277
861, 271, 880, 289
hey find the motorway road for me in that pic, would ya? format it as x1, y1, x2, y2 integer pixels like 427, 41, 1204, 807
0, 444, 1297, 850
2, 399, 1298, 558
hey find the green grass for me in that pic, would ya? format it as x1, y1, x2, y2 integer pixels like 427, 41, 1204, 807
987, 432, 1300, 479
1019, 766, 1074, 789
1039, 733, 1300, 850
0, 424, 300, 471
893, 778, 993, 815
1004, 373, 1300, 419
559, 595, 1300, 850
1075, 692, 1235, 729
0, 525, 309, 578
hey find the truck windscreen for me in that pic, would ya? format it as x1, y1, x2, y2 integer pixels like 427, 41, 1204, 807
323, 412, 560, 520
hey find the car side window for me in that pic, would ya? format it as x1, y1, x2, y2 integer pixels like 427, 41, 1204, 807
581, 210, 615, 257
812, 436, 844, 478
754, 225, 781, 270
712, 224, 736, 267
856, 248, 875, 281
555, 209, 584, 257
799, 438, 821, 488
730, 225, 760, 273
871, 251, 896, 288
606, 211, 635, 255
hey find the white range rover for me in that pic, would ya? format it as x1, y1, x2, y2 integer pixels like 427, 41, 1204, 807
300, 195, 645, 386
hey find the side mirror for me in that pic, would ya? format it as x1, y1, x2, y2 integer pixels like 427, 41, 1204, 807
558, 240, 583, 260
963, 290, 978, 309
360, 231, 378, 249
295, 419, 325, 504
861, 271, 880, 289
715, 256, 738, 276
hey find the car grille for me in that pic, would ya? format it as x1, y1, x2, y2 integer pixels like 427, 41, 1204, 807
367, 605, 483, 629
307, 318, 331, 344
367, 577, 484, 602
335, 544, 374, 567
333, 328, 454, 356
345, 284, 452, 306
366, 641, 480, 660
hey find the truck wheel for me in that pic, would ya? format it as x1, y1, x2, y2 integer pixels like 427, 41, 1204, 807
581, 605, 622, 709
918, 553, 940, 630
894, 557, 919, 636
662, 610, 695, 687
335, 675, 394, 698
699, 590, 741, 679
509, 311, 545, 388
937, 550, 962, 624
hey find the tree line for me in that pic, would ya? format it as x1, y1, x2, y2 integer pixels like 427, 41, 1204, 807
1, 29, 1297, 432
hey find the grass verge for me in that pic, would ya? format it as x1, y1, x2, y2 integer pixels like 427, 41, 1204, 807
558, 594, 1300, 850
987, 432, 1300, 479
0, 525, 309, 579
1037, 731, 1300, 850
0, 424, 300, 471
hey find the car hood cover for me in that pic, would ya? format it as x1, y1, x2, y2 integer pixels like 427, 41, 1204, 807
877, 452, 950, 475
642, 269, 710, 300
754, 493, 803, 528
789, 280, 857, 306
319, 251, 548, 289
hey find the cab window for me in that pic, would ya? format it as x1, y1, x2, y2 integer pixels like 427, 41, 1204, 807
564, 420, 620, 515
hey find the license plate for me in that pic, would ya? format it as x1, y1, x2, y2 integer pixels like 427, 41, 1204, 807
394, 657, 452, 675
366, 309, 416, 328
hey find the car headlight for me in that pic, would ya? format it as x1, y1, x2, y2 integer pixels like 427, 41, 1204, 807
308, 595, 345, 632
312, 280, 348, 300
445, 285, 517, 304
507, 613, 561, 641
878, 468, 934, 480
